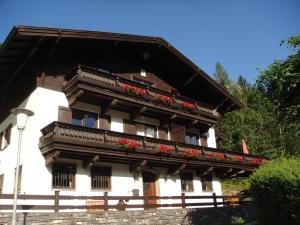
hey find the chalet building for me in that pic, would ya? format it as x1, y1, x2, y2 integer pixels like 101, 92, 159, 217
0, 26, 263, 209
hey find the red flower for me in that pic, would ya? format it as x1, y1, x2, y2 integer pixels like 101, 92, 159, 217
118, 138, 140, 150
207, 152, 225, 160
157, 95, 174, 104
121, 84, 146, 96
252, 158, 262, 165
154, 145, 173, 155
186, 149, 201, 158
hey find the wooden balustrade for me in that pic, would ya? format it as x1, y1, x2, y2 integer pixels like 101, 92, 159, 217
64, 65, 218, 118
0, 192, 246, 212
40, 122, 264, 166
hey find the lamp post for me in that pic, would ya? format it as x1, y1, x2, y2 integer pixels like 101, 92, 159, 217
11, 108, 34, 225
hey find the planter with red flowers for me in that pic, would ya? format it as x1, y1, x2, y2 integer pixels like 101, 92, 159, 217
173, 98, 196, 111
156, 94, 174, 105
153, 144, 174, 156
185, 148, 202, 159
120, 84, 146, 96
205, 152, 225, 161
226, 154, 244, 162
117, 138, 141, 151
251, 158, 263, 165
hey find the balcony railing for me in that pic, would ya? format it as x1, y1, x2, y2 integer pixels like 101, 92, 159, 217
40, 122, 264, 167
63, 65, 219, 119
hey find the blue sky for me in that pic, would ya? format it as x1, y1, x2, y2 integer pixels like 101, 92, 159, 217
0, 0, 299, 83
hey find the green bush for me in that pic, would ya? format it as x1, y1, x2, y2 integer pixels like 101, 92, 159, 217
250, 157, 300, 225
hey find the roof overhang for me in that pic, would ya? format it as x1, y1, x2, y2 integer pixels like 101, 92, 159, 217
0, 26, 243, 114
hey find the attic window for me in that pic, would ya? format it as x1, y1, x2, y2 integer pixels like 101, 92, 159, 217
140, 69, 146, 77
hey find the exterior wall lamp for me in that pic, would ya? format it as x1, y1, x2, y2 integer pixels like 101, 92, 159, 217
11, 108, 34, 225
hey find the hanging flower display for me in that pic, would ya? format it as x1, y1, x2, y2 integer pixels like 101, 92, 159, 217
154, 145, 173, 156
117, 138, 140, 150
156, 94, 174, 105
121, 84, 146, 96
227, 154, 244, 162
252, 158, 263, 165
206, 152, 225, 161
185, 149, 202, 158
174, 98, 196, 110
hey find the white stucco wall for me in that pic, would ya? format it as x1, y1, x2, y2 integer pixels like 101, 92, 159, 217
0, 87, 222, 210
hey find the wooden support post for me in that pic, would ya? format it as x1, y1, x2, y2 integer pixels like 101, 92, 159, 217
104, 192, 109, 211
181, 193, 186, 208
144, 195, 149, 210
212, 192, 217, 208
54, 191, 59, 212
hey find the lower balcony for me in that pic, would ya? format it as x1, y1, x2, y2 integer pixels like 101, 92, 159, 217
39, 122, 264, 177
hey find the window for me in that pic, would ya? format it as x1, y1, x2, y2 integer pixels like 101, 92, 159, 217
185, 133, 198, 145
181, 172, 194, 192
4, 124, 12, 147
145, 124, 156, 138
91, 166, 111, 190
52, 163, 76, 189
0, 132, 3, 150
201, 174, 213, 192
136, 122, 157, 138
72, 109, 97, 128
0, 174, 4, 194
200, 134, 208, 147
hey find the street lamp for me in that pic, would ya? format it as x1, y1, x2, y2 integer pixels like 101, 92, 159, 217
11, 108, 34, 225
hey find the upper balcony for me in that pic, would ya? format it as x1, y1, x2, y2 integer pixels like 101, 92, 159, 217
39, 122, 265, 177
62, 65, 220, 126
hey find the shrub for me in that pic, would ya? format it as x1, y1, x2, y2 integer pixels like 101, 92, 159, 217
250, 157, 300, 225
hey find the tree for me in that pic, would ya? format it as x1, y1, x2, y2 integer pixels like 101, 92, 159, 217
257, 35, 300, 123
214, 62, 231, 90
217, 80, 281, 158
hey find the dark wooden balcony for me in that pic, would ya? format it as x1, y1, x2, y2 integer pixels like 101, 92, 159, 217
39, 122, 264, 176
62, 65, 219, 126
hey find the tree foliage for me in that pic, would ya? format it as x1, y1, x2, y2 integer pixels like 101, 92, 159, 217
250, 157, 300, 225
215, 36, 300, 158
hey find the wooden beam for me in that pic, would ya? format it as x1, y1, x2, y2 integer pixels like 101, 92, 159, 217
218, 168, 233, 178
130, 106, 148, 120
101, 99, 118, 115
69, 90, 84, 106
166, 164, 186, 176
129, 160, 147, 173
82, 155, 100, 169
45, 151, 60, 166
170, 114, 177, 120
197, 166, 214, 177
1, 37, 44, 92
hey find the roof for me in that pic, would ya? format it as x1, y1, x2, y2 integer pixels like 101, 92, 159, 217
0, 25, 243, 113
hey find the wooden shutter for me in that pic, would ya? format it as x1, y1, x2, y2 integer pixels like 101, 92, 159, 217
200, 135, 208, 147
99, 115, 111, 130
5, 124, 12, 145
123, 119, 137, 135
158, 126, 168, 140
0, 174, 3, 194
170, 125, 185, 143
0, 132, 3, 150
58, 106, 72, 123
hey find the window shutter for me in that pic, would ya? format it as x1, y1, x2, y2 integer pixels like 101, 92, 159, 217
5, 124, 12, 145
200, 135, 208, 147
99, 115, 111, 130
123, 119, 137, 135
58, 106, 72, 123
158, 126, 168, 140
170, 125, 185, 143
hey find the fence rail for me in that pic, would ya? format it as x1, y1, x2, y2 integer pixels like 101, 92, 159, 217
0, 192, 244, 212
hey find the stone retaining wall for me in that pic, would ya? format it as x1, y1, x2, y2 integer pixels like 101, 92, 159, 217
0, 204, 253, 225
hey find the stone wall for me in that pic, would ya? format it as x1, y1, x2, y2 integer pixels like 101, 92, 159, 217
0, 204, 253, 225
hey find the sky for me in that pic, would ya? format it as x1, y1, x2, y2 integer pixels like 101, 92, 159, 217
0, 0, 299, 83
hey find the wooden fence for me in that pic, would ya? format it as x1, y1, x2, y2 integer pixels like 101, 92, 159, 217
0, 192, 244, 212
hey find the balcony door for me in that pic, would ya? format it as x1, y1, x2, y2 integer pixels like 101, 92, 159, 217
143, 171, 157, 207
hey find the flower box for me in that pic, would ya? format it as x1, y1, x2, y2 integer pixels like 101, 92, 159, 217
117, 138, 140, 150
